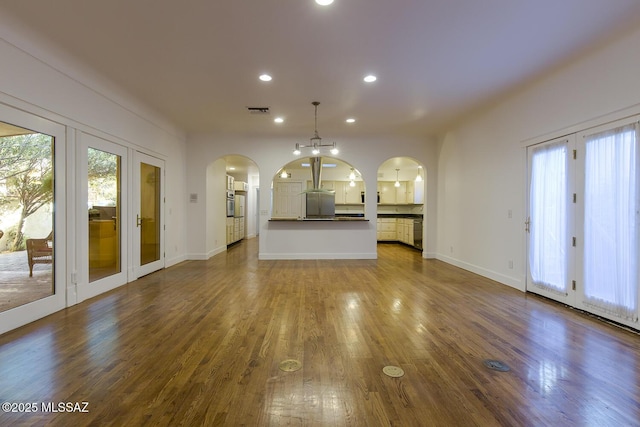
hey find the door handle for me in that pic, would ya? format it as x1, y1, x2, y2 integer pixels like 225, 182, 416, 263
136, 214, 142, 227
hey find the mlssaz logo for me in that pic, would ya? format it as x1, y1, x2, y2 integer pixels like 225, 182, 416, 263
41, 402, 89, 413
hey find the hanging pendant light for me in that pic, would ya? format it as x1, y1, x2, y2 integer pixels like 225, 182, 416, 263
415, 165, 423, 182
394, 169, 400, 187
292, 102, 339, 156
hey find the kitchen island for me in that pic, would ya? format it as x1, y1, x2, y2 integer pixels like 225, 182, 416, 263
269, 217, 369, 222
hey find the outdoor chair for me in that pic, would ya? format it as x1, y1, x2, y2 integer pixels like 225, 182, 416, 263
26, 231, 53, 277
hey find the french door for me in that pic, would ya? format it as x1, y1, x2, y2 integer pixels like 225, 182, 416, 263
527, 117, 640, 329
133, 152, 164, 278
575, 120, 639, 324
526, 136, 576, 306
0, 104, 66, 335
77, 133, 128, 302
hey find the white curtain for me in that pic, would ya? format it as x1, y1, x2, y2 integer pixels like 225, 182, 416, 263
529, 141, 568, 294
584, 123, 639, 320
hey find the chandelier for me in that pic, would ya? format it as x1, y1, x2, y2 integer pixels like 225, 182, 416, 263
293, 102, 339, 156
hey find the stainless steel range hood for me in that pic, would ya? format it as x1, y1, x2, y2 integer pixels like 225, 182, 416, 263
305, 157, 335, 218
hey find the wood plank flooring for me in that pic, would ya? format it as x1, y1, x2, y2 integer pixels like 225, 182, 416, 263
0, 238, 639, 426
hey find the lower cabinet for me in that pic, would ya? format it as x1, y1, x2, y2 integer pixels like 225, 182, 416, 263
377, 217, 416, 247
227, 217, 245, 245
377, 218, 397, 241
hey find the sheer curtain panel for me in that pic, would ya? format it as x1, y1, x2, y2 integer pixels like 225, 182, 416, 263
583, 123, 639, 320
529, 142, 568, 294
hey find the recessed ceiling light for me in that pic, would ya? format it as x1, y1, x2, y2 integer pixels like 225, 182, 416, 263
259, 74, 272, 82
316, 0, 334, 5
346, 118, 356, 123
228, 167, 236, 171
274, 117, 284, 123
363, 75, 377, 83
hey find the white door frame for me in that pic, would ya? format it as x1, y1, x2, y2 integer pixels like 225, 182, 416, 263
0, 104, 66, 335
525, 135, 577, 307
76, 132, 129, 303
132, 151, 165, 278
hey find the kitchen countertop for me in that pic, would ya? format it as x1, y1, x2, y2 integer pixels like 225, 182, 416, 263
269, 217, 369, 222
377, 214, 423, 219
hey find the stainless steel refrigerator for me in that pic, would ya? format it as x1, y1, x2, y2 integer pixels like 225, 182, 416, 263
305, 191, 335, 218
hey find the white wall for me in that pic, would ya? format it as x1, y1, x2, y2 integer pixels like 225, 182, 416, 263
206, 159, 228, 258
0, 21, 188, 275
436, 26, 640, 290
186, 133, 438, 260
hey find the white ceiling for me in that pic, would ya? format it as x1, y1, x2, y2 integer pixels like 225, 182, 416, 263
2, 1, 640, 168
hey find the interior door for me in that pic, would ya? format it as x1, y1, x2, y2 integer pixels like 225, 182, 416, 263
133, 152, 164, 278
526, 135, 576, 306
272, 181, 303, 218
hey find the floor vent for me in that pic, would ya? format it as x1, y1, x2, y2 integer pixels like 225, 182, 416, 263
382, 365, 405, 377
278, 359, 302, 372
483, 359, 510, 372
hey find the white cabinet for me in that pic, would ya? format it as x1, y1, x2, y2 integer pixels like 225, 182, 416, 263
378, 182, 396, 204
395, 181, 408, 204
377, 217, 416, 246
405, 181, 414, 204
333, 181, 363, 204
227, 217, 245, 244
344, 181, 363, 204
234, 181, 248, 191
377, 180, 423, 204
320, 180, 335, 191
396, 218, 414, 245
234, 217, 244, 241
226, 217, 234, 244
377, 218, 397, 241
226, 175, 235, 191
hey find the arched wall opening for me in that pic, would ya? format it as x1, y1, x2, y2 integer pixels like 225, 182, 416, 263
271, 156, 365, 219
204, 154, 259, 257
377, 157, 426, 252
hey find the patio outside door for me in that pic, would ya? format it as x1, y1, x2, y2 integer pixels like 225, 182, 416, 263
526, 136, 576, 307
0, 105, 66, 335
133, 152, 164, 278
78, 133, 128, 302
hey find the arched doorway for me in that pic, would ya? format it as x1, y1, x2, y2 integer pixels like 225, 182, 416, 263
221, 155, 259, 245
377, 157, 425, 250
271, 156, 364, 219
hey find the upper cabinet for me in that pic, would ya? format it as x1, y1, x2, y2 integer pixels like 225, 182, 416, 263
233, 181, 248, 192
378, 181, 396, 204
378, 157, 425, 205
377, 181, 422, 204
306, 180, 364, 204
335, 181, 363, 204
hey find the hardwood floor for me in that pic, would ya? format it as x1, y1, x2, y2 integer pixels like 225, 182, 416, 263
0, 238, 639, 426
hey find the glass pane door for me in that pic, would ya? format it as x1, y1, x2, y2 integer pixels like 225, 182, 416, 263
77, 133, 128, 303
134, 152, 164, 278
140, 162, 161, 266
0, 104, 65, 335
0, 123, 54, 312
578, 123, 639, 322
88, 147, 121, 282
526, 136, 575, 306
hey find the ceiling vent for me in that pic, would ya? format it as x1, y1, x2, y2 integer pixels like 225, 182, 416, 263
247, 106, 270, 114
